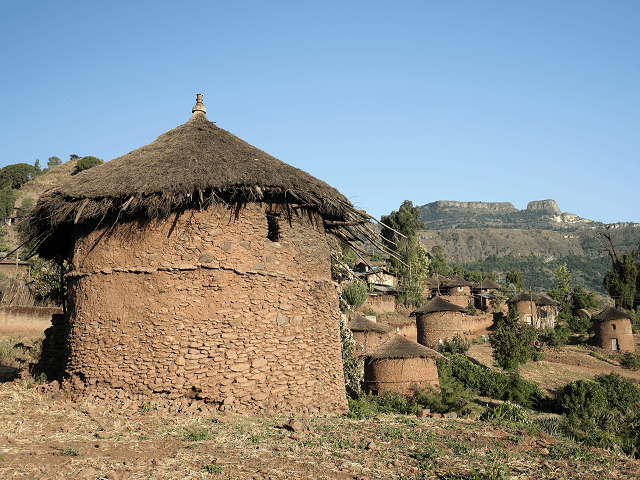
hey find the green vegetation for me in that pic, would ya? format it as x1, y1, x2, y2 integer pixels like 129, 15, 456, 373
183, 427, 210, 441
489, 307, 537, 372
341, 281, 369, 308
72, 155, 104, 174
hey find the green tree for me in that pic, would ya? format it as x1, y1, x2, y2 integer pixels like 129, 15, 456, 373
505, 268, 524, 293
18, 197, 34, 218
47, 156, 62, 168
0, 163, 39, 189
34, 159, 41, 172
69, 154, 81, 161
571, 284, 599, 311
548, 263, 572, 306
430, 244, 453, 277
601, 227, 639, 310
489, 306, 537, 372
72, 155, 104, 174
0, 186, 15, 222
381, 200, 429, 305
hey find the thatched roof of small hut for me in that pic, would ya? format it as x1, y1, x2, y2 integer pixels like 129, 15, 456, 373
506, 292, 537, 304
361, 335, 442, 360
593, 306, 635, 322
478, 278, 501, 290
347, 315, 393, 333
445, 275, 473, 288
536, 294, 560, 306
26, 94, 379, 259
409, 295, 468, 316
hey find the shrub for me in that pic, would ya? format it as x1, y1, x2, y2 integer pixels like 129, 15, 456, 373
619, 352, 640, 371
559, 379, 607, 418
489, 307, 537, 372
340, 324, 363, 398
72, 156, 104, 174
345, 389, 420, 419
341, 281, 369, 308
481, 400, 530, 425
442, 334, 470, 355
541, 325, 571, 347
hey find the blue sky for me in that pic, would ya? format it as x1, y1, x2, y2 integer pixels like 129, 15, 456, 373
2, 1, 638, 224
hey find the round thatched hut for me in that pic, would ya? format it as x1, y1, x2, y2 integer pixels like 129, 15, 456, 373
347, 315, 393, 355
361, 335, 442, 396
28, 94, 376, 416
593, 307, 635, 352
506, 292, 537, 326
410, 296, 468, 350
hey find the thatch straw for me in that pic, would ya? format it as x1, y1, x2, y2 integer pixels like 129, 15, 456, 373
347, 315, 393, 333
409, 295, 468, 316
593, 306, 635, 322
535, 294, 560, 306
506, 292, 537, 303
361, 335, 442, 360
26, 98, 385, 259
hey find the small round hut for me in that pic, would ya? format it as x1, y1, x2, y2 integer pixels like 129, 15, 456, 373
347, 315, 393, 355
28, 94, 377, 416
593, 307, 635, 352
443, 275, 474, 308
410, 296, 468, 350
361, 335, 442, 396
506, 292, 537, 326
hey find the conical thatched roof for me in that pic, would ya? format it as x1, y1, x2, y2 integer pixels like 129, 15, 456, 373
347, 315, 393, 333
593, 306, 635, 322
409, 295, 468, 316
506, 292, 537, 303
361, 335, 442, 360
27, 95, 374, 258
478, 278, 501, 290
445, 275, 473, 288
536, 294, 560, 306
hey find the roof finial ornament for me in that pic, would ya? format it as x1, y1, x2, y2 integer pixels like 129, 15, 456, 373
192, 93, 206, 114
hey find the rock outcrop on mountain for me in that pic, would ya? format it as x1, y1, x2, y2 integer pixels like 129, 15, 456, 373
418, 199, 593, 230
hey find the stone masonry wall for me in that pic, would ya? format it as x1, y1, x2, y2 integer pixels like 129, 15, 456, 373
53, 202, 347, 416
416, 311, 464, 350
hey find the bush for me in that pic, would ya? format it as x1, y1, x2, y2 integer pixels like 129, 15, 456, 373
442, 334, 470, 355
489, 307, 537, 372
481, 400, 530, 425
73, 156, 104, 174
345, 389, 420, 419
541, 325, 571, 347
415, 375, 476, 417
341, 281, 369, 308
442, 355, 541, 409
619, 352, 640, 371
560, 379, 607, 418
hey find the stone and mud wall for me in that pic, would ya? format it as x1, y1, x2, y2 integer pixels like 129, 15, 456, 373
362, 357, 439, 395
416, 312, 464, 350
39, 202, 347, 416
595, 320, 635, 352
0, 306, 62, 333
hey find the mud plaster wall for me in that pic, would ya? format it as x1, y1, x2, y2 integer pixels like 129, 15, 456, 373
47, 203, 347, 416
363, 357, 439, 395
513, 300, 536, 324
351, 330, 393, 356
0, 306, 62, 333
393, 323, 417, 342
460, 314, 495, 336
416, 312, 464, 350
595, 320, 635, 352
362, 295, 396, 314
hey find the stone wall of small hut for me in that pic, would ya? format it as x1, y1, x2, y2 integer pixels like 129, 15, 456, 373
512, 300, 536, 325
41, 203, 347, 416
594, 320, 635, 352
416, 311, 464, 350
362, 357, 439, 395
351, 330, 393, 356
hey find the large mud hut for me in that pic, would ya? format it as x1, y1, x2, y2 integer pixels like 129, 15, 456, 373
410, 296, 468, 350
593, 307, 635, 352
28, 94, 379, 416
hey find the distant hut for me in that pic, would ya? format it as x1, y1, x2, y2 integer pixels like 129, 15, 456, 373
593, 307, 635, 352
506, 292, 537, 326
361, 335, 442, 396
473, 278, 501, 311
27, 94, 379, 416
347, 315, 393, 355
535, 294, 560, 329
442, 275, 474, 308
410, 296, 468, 350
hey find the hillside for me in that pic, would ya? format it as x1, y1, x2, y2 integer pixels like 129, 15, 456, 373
415, 200, 640, 294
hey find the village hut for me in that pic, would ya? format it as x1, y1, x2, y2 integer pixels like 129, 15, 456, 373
410, 296, 468, 350
473, 278, 501, 311
535, 294, 560, 329
593, 307, 635, 352
506, 292, 537, 326
361, 335, 442, 396
441, 275, 474, 308
347, 315, 393, 355
27, 94, 380, 416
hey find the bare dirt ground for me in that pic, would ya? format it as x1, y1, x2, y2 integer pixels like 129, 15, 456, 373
1, 333, 640, 479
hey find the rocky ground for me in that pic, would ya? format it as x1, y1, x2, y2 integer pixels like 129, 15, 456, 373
1, 334, 640, 479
